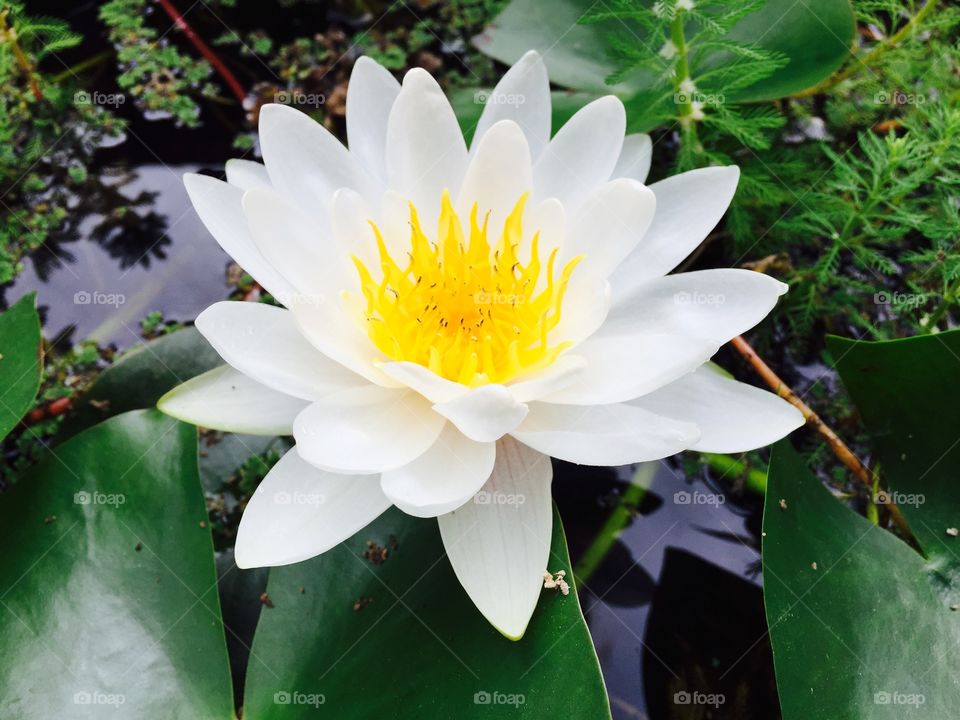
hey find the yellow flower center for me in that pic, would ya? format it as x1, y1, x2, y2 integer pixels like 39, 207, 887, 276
350, 191, 582, 386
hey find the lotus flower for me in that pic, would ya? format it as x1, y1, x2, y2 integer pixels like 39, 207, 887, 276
159, 51, 803, 639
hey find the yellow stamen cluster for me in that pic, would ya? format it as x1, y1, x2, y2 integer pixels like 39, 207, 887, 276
351, 191, 582, 386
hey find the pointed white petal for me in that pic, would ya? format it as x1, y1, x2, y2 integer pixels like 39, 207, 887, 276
433, 385, 529, 442
225, 159, 272, 190
235, 448, 390, 568
630, 365, 804, 452
456, 120, 533, 234
385, 69, 468, 229
563, 178, 656, 281
611, 166, 740, 292
195, 301, 368, 401
331, 187, 379, 273
293, 390, 444, 473
290, 300, 402, 388
242, 188, 350, 300
512, 402, 699, 465
158, 365, 308, 435
526, 196, 565, 259
438, 437, 553, 640
346, 56, 401, 183
507, 354, 587, 403
259, 103, 382, 218
381, 424, 495, 517
472, 50, 551, 160
612, 133, 652, 184
606, 268, 788, 342
532, 96, 625, 213
183, 173, 294, 301
377, 361, 465, 403
541, 332, 717, 405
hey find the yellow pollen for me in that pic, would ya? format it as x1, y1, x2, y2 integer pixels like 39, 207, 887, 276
350, 191, 582, 386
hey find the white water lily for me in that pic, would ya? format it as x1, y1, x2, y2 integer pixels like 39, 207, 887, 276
159, 51, 803, 639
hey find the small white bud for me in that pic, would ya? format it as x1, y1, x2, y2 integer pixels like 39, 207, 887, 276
659, 40, 679, 60
677, 0, 695, 10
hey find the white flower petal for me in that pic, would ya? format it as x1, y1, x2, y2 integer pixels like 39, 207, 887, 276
472, 50, 551, 161
380, 424, 495, 517
183, 174, 293, 301
259, 103, 382, 219
437, 436, 552, 640
378, 361, 465, 403
532, 96, 625, 213
552, 277, 611, 346
512, 402, 699, 465
564, 178, 656, 281
526, 196, 565, 259
542, 332, 717, 405
507, 354, 587, 403
330, 187, 379, 273
611, 133, 652, 184
385, 69, 469, 230
290, 300, 401, 388
606, 269, 788, 343
242, 188, 350, 300
195, 301, 368, 401
346, 56, 401, 183
224, 159, 272, 190
611, 166, 740, 293
433, 385, 529, 442
630, 365, 804, 452
158, 365, 308, 435
456, 120, 533, 234
293, 390, 444, 473
235, 448, 390, 568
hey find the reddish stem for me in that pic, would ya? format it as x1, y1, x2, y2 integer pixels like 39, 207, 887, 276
154, 0, 246, 104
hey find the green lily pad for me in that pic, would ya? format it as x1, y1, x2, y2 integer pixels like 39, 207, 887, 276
0, 293, 42, 441
59, 327, 221, 441
829, 331, 960, 561
764, 330, 960, 718
764, 441, 960, 718
242, 505, 610, 718
472, 0, 854, 130
0, 410, 235, 719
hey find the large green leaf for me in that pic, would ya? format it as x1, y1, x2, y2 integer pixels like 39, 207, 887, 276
0, 410, 235, 719
0, 293, 42, 441
59, 327, 221, 441
765, 331, 960, 719
242, 505, 610, 718
763, 441, 960, 718
829, 331, 960, 561
473, 0, 854, 130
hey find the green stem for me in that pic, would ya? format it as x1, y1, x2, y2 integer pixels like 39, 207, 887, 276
50, 50, 112, 84
573, 464, 655, 587
670, 9, 700, 150
700, 452, 767, 494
